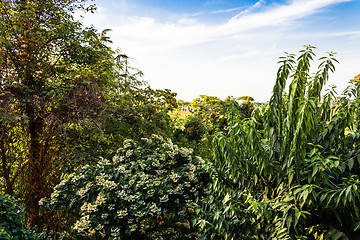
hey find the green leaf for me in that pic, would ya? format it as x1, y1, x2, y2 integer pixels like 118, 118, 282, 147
348, 158, 354, 171
345, 185, 352, 205
294, 211, 301, 227
312, 166, 318, 177
309, 148, 317, 157
223, 193, 230, 204
320, 193, 328, 202
354, 205, 359, 218
327, 192, 336, 205
332, 231, 344, 240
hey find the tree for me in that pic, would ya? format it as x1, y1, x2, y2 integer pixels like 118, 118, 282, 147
197, 46, 360, 239
1, 1, 180, 230
0, 0, 102, 227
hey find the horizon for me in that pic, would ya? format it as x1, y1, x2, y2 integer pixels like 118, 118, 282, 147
79, 0, 360, 102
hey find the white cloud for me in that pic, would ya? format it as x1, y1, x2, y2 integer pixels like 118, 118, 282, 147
229, 0, 265, 21
212, 6, 246, 14
178, 18, 200, 25
221, 0, 351, 35
83, 0, 355, 101
105, 0, 351, 50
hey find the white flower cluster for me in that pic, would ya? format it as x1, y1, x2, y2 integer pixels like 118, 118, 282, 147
189, 163, 196, 172
196, 156, 205, 165
81, 202, 98, 212
139, 161, 147, 170
117, 209, 128, 219
97, 157, 111, 167
151, 159, 160, 167
160, 194, 169, 202
95, 224, 104, 230
96, 173, 117, 190
123, 192, 140, 202
173, 184, 184, 194
180, 147, 193, 157
138, 172, 148, 181
123, 139, 134, 149
111, 227, 121, 237
134, 211, 145, 218
170, 171, 180, 183
112, 155, 124, 164
77, 187, 88, 198
115, 164, 126, 173
74, 215, 91, 232
117, 189, 126, 199
95, 192, 106, 206
186, 171, 195, 181
50, 189, 59, 200
80, 164, 90, 171
151, 134, 163, 141
148, 202, 161, 216
125, 149, 133, 158
38, 197, 46, 206
57, 178, 68, 187
71, 173, 86, 183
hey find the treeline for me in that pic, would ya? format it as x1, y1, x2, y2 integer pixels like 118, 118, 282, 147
1, 0, 360, 239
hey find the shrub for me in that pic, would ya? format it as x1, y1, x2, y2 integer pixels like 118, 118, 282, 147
0, 194, 32, 239
47, 135, 208, 239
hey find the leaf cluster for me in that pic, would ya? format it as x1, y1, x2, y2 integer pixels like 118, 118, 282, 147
197, 46, 360, 239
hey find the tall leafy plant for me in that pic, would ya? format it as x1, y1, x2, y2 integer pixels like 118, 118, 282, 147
197, 46, 360, 239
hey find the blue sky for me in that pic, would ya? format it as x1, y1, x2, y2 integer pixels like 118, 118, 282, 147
81, 0, 360, 102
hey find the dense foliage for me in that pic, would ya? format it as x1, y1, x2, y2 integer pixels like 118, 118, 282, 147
1, 0, 359, 239
0, 0, 177, 229
197, 46, 360, 239
173, 95, 254, 160
0, 194, 32, 239
46, 135, 208, 239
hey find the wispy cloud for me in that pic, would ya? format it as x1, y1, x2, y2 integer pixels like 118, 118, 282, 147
105, 0, 351, 51
86, 0, 356, 101
221, 0, 352, 35
212, 6, 246, 14
229, 0, 265, 21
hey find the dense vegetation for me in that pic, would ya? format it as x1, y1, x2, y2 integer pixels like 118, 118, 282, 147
196, 47, 360, 239
0, 0, 359, 239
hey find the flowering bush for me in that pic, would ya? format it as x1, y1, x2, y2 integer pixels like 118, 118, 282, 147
46, 135, 208, 239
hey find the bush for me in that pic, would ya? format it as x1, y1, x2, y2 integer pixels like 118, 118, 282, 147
47, 135, 208, 239
0, 194, 32, 239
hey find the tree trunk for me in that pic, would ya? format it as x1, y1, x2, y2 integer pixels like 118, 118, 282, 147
26, 103, 45, 227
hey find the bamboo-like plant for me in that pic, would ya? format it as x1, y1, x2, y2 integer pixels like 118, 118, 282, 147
196, 45, 360, 239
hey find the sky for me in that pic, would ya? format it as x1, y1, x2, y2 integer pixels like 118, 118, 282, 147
79, 0, 360, 102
